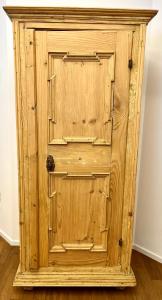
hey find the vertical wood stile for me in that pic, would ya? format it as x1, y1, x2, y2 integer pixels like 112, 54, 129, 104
35, 31, 49, 267
121, 25, 147, 273
19, 22, 30, 271
107, 31, 133, 267
13, 20, 26, 272
25, 28, 38, 270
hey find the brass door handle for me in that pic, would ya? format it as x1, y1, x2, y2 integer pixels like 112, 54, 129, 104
46, 155, 55, 172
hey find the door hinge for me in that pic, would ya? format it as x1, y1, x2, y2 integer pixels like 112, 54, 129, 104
119, 238, 123, 247
128, 59, 133, 69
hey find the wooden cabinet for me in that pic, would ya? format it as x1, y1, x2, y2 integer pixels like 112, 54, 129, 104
4, 6, 157, 288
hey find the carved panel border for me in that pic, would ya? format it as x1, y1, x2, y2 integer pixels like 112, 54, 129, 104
48, 172, 111, 253
48, 52, 115, 146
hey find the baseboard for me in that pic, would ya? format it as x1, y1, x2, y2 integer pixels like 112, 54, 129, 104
133, 243, 162, 263
0, 229, 19, 246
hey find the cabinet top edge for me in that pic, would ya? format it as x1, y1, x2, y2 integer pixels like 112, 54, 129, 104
3, 6, 158, 24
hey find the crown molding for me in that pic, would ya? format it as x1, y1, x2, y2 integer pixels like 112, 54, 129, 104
3, 6, 158, 24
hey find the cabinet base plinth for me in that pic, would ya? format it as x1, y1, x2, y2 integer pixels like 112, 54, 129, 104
13, 266, 136, 287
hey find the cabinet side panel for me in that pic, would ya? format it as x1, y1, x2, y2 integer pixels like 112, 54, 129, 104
107, 31, 133, 267
121, 24, 146, 272
13, 22, 39, 271
13, 21, 27, 271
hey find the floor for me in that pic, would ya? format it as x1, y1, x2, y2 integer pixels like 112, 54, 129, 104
0, 237, 162, 300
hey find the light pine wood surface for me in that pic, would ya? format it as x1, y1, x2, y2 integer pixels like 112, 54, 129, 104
3, 6, 158, 288
35, 28, 131, 271
4, 6, 157, 23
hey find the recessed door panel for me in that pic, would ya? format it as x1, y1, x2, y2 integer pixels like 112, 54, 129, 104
48, 175, 110, 253
48, 52, 114, 145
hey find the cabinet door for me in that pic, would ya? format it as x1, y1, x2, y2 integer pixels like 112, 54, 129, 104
36, 30, 132, 267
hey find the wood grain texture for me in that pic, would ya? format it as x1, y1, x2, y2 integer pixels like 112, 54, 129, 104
36, 28, 136, 271
1, 237, 162, 298
25, 28, 38, 271
12, 20, 25, 272
121, 24, 146, 273
107, 31, 132, 267
47, 31, 116, 53
36, 31, 49, 268
48, 144, 111, 173
13, 21, 29, 272
36, 30, 116, 268
48, 175, 110, 255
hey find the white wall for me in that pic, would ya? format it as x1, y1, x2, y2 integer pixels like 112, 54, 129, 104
134, 0, 162, 263
4, 0, 153, 9
0, 0, 19, 245
1, 0, 162, 262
